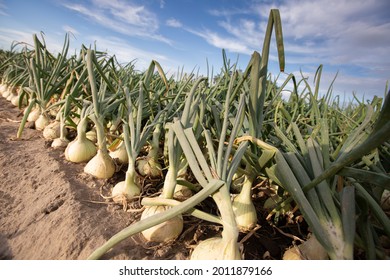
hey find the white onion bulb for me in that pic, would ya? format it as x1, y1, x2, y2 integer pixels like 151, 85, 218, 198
190, 237, 241, 260
84, 150, 116, 179
51, 137, 69, 149
35, 114, 50, 131
136, 157, 162, 178
140, 205, 183, 242
109, 141, 128, 164
65, 137, 97, 163
43, 121, 62, 140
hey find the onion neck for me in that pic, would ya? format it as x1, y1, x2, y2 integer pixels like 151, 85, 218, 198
212, 185, 238, 242
238, 173, 254, 202
161, 166, 177, 199
76, 116, 88, 142
92, 115, 108, 153
124, 163, 140, 195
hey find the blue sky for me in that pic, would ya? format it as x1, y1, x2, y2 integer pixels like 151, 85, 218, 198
0, 0, 389, 101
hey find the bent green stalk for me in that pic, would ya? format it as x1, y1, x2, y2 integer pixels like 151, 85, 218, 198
88, 179, 225, 259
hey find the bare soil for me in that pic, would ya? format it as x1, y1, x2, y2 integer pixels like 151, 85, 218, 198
0, 96, 298, 260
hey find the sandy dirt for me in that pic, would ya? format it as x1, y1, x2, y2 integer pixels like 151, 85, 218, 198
0, 96, 296, 260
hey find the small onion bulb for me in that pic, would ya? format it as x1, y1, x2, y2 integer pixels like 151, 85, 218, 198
232, 174, 257, 232
136, 157, 162, 178
84, 150, 116, 179
43, 121, 63, 140
173, 184, 192, 201
26, 107, 41, 122
140, 205, 183, 242
86, 129, 97, 143
35, 114, 50, 131
380, 190, 390, 211
111, 171, 141, 203
190, 237, 241, 260
109, 141, 128, 164
65, 137, 97, 163
51, 137, 69, 149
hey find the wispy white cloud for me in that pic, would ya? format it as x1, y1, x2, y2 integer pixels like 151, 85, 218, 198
257, 0, 390, 67
208, 6, 251, 17
0, 26, 173, 71
186, 27, 251, 54
62, 0, 172, 45
62, 25, 79, 36
83, 35, 171, 70
166, 18, 182, 28
0, 28, 37, 49
0, 28, 71, 55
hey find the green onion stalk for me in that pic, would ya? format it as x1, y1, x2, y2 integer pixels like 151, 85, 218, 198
139, 124, 184, 242
169, 73, 249, 259
64, 103, 96, 163
83, 49, 121, 179
111, 84, 163, 204
136, 118, 164, 178
140, 78, 207, 242
51, 113, 69, 149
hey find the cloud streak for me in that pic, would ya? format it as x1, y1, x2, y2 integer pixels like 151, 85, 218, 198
62, 0, 172, 45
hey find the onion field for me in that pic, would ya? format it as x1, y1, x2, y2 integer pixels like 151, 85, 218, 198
0, 9, 389, 260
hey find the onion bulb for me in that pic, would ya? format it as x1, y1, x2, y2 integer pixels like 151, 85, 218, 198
6, 91, 13, 101
84, 150, 115, 179
140, 205, 183, 242
27, 106, 41, 122
111, 170, 141, 203
10, 94, 19, 106
35, 114, 50, 131
2, 89, 10, 99
86, 128, 97, 143
51, 122, 69, 149
232, 174, 257, 232
65, 137, 96, 163
380, 189, 390, 211
283, 234, 328, 260
0, 83, 7, 95
43, 121, 62, 140
173, 184, 192, 201
136, 156, 162, 178
109, 140, 128, 164
190, 237, 241, 260
52, 137, 69, 149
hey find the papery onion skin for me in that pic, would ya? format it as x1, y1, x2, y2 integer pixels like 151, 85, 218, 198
111, 179, 140, 203
140, 205, 183, 242
136, 157, 162, 178
65, 138, 97, 163
51, 137, 69, 149
43, 121, 63, 140
84, 150, 116, 179
190, 237, 241, 260
109, 141, 128, 164
35, 114, 50, 131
